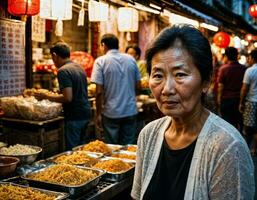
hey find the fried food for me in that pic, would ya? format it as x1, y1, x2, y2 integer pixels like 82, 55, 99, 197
111, 153, 136, 160
0, 184, 56, 200
127, 146, 137, 152
28, 164, 98, 186
0, 144, 37, 155
93, 159, 133, 173
81, 140, 112, 155
54, 151, 98, 166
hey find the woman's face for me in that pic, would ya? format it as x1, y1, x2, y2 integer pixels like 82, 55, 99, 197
149, 45, 208, 118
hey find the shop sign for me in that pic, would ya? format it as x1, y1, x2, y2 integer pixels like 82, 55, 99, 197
32, 15, 45, 42
0, 18, 25, 97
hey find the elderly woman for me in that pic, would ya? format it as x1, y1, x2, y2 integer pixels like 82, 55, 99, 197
131, 25, 254, 200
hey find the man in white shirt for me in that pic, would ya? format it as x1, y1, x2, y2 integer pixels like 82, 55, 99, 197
91, 34, 141, 144
240, 49, 257, 155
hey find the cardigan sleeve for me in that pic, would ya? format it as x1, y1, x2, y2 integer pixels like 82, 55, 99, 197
131, 128, 145, 200
208, 141, 255, 200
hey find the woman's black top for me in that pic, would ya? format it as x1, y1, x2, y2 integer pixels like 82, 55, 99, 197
143, 138, 197, 200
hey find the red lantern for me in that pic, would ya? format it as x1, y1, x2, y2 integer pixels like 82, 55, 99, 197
8, 0, 40, 16
249, 5, 257, 18
245, 34, 253, 41
213, 32, 230, 48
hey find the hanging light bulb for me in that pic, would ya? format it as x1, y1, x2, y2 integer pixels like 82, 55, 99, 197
55, 19, 63, 36
40, 0, 72, 36
88, 0, 108, 22
78, 0, 85, 26
118, 7, 139, 32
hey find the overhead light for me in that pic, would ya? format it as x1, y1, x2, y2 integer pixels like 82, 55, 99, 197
169, 13, 199, 27
149, 3, 162, 11
118, 7, 139, 32
128, 3, 160, 14
254, 42, 257, 48
200, 23, 218, 32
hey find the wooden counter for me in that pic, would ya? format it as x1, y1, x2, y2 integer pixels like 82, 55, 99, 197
1, 116, 65, 159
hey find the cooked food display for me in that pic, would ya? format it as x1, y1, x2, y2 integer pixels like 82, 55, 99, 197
93, 159, 133, 173
80, 140, 112, 155
28, 164, 98, 186
0, 184, 56, 200
111, 153, 136, 160
0, 144, 37, 155
0, 142, 7, 148
127, 146, 137, 152
54, 151, 98, 166
0, 96, 62, 120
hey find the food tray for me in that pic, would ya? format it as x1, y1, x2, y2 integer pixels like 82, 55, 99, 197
93, 157, 135, 182
122, 144, 137, 152
110, 150, 136, 162
0, 181, 69, 199
72, 144, 123, 155
21, 165, 105, 197
46, 151, 102, 166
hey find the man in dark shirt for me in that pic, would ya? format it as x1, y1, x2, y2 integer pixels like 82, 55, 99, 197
35, 42, 91, 150
217, 47, 246, 131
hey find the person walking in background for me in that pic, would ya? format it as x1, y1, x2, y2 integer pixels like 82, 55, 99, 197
125, 44, 148, 78
91, 34, 141, 145
239, 49, 257, 155
131, 25, 254, 200
35, 42, 91, 150
217, 47, 246, 131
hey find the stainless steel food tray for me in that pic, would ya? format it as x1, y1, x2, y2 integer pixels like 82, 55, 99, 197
122, 144, 137, 152
72, 144, 123, 155
21, 165, 105, 197
0, 181, 69, 199
110, 150, 136, 162
46, 151, 103, 166
93, 157, 135, 182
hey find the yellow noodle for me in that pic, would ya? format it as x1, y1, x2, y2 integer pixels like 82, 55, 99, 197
81, 140, 112, 154
111, 154, 136, 160
28, 164, 97, 186
127, 146, 137, 152
0, 184, 56, 200
93, 159, 132, 173
55, 151, 98, 166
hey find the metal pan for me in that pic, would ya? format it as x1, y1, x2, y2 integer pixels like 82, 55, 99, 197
72, 144, 123, 155
122, 144, 137, 152
110, 150, 136, 162
0, 181, 69, 199
21, 165, 105, 198
46, 151, 102, 166
92, 157, 135, 182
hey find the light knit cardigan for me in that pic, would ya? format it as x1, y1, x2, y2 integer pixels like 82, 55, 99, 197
131, 112, 255, 200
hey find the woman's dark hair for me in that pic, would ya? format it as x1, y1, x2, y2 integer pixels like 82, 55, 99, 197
125, 44, 141, 57
101, 34, 119, 50
224, 47, 238, 61
146, 25, 213, 83
50, 42, 70, 58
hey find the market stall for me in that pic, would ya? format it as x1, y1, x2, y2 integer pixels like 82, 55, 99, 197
0, 140, 136, 199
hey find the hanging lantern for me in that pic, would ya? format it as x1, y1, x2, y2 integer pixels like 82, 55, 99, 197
40, 0, 72, 20
245, 34, 253, 41
213, 32, 230, 48
88, 0, 108, 22
40, 0, 72, 36
118, 7, 139, 32
8, 0, 40, 16
249, 5, 257, 18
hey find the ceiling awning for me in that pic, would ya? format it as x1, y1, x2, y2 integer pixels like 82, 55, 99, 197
172, 0, 221, 26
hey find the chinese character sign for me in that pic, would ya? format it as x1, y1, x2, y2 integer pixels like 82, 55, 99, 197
32, 15, 45, 42
0, 19, 25, 97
